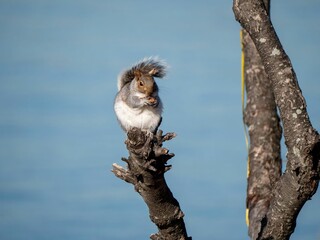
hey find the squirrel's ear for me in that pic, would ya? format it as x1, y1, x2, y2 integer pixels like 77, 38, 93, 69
148, 68, 158, 76
133, 70, 142, 80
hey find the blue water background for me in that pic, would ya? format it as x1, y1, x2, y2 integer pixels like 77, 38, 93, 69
1, 1, 320, 239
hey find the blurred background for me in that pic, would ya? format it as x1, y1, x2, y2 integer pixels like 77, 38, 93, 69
0, 0, 319, 239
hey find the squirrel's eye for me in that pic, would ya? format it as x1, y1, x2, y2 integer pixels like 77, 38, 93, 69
139, 81, 144, 87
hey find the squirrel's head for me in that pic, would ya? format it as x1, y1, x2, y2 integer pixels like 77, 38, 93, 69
134, 70, 156, 96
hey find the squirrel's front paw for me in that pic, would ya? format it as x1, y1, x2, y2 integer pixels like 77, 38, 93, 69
145, 97, 158, 107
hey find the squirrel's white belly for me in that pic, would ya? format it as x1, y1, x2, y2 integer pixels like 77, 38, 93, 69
114, 100, 162, 133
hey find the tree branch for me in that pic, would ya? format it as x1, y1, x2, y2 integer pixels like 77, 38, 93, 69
242, 26, 282, 239
234, 0, 320, 239
112, 128, 191, 240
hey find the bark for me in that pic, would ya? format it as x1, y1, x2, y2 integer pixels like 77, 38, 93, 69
242, 1, 282, 239
112, 128, 191, 240
234, 0, 320, 239
242, 27, 282, 240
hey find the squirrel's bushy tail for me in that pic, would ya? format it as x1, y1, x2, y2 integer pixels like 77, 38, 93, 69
117, 57, 167, 90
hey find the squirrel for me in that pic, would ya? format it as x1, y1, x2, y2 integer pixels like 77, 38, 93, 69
114, 57, 167, 134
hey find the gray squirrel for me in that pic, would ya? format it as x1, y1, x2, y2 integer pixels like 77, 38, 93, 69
114, 57, 167, 134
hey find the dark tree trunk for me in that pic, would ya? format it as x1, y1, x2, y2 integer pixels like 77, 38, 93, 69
242, 20, 282, 240
242, 1, 282, 239
234, 0, 320, 239
112, 128, 191, 240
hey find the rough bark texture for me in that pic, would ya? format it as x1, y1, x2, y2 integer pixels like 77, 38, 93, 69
242, 27, 282, 240
234, 0, 320, 239
112, 128, 191, 240
242, 1, 282, 239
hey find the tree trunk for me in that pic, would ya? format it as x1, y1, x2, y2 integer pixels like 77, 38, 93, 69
234, 0, 320, 239
241, 6, 283, 238
112, 128, 191, 240
242, 1, 282, 239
